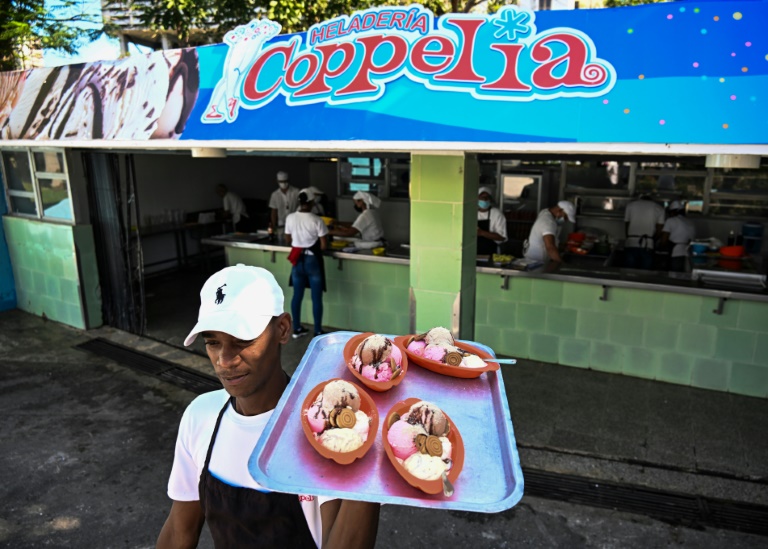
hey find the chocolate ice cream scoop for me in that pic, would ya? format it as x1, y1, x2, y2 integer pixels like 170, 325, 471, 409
316, 379, 360, 413
353, 334, 393, 366
405, 401, 449, 437
424, 327, 454, 347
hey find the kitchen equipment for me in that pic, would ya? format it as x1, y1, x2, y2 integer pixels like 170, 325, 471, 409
690, 242, 709, 255
719, 245, 745, 257
742, 222, 764, 254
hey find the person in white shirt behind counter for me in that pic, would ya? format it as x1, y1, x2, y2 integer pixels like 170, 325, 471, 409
624, 193, 665, 270
476, 186, 508, 256
327, 191, 384, 249
658, 200, 695, 273
268, 171, 300, 236
216, 184, 249, 232
523, 200, 576, 264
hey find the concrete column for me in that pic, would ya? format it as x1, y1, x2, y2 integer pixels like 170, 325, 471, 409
409, 153, 478, 339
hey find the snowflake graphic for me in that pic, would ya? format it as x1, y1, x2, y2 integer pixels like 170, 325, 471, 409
492, 8, 532, 42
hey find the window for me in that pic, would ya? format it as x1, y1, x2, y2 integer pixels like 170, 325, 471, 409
1, 148, 73, 222
339, 156, 409, 199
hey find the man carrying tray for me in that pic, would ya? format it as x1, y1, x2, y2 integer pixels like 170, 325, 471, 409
156, 264, 380, 548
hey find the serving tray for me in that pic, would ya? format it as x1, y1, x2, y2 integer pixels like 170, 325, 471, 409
248, 332, 524, 512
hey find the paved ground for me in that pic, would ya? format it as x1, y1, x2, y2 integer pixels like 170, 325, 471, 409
1, 308, 766, 548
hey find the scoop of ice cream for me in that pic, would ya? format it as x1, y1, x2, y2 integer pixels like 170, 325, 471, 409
318, 380, 360, 413
439, 436, 452, 461
353, 334, 394, 365
305, 402, 327, 434
387, 420, 427, 460
461, 354, 486, 369
423, 344, 446, 362
405, 401, 449, 437
424, 327, 454, 347
319, 428, 363, 453
361, 362, 393, 382
403, 453, 447, 481
407, 340, 426, 356
352, 410, 370, 441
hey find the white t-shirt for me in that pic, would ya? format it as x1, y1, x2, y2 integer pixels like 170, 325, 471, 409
269, 186, 300, 227
624, 199, 664, 249
523, 209, 559, 262
167, 390, 330, 548
285, 211, 328, 248
662, 215, 696, 257
477, 207, 507, 242
223, 192, 248, 224
352, 209, 384, 242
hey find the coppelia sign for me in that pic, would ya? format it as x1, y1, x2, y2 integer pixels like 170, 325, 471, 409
0, 1, 765, 145
202, 5, 616, 122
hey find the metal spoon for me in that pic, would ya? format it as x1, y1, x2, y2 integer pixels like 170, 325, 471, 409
441, 471, 454, 497
485, 358, 517, 365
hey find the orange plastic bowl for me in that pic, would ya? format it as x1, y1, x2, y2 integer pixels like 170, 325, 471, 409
719, 245, 745, 258
343, 332, 408, 392
300, 378, 379, 465
382, 397, 465, 496
393, 335, 499, 379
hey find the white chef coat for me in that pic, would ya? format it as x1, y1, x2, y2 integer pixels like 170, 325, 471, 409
625, 199, 664, 249
477, 208, 508, 242
268, 186, 300, 227
662, 215, 696, 257
352, 209, 384, 242
523, 209, 559, 263
285, 211, 328, 248
222, 191, 248, 224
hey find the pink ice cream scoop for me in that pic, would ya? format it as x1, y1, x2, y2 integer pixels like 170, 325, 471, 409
423, 344, 447, 362
407, 340, 426, 356
387, 420, 427, 460
362, 362, 393, 382
305, 403, 327, 434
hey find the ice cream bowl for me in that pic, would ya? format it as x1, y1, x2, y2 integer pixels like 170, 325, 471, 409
382, 397, 465, 496
393, 335, 499, 379
343, 332, 408, 392
301, 378, 380, 465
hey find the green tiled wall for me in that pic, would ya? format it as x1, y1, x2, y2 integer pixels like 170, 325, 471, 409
3, 216, 94, 329
226, 248, 410, 335
476, 272, 768, 398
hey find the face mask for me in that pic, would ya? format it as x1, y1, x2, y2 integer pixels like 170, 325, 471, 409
354, 205, 363, 213
279, 182, 288, 190
478, 200, 491, 209
556, 217, 565, 226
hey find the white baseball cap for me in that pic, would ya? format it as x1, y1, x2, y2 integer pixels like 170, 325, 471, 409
557, 200, 576, 222
299, 187, 315, 202
184, 264, 284, 346
276, 171, 289, 182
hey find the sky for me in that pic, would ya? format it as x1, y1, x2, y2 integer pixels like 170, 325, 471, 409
42, 0, 150, 67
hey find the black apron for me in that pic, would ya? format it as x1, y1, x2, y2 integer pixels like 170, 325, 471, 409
198, 397, 317, 548
477, 215, 497, 255
288, 239, 327, 293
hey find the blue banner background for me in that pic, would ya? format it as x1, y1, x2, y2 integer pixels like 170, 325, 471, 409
181, 1, 767, 144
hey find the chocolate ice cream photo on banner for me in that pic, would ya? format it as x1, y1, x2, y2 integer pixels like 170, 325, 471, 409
0, 49, 199, 140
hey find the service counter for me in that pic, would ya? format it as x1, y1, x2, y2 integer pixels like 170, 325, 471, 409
203, 235, 768, 398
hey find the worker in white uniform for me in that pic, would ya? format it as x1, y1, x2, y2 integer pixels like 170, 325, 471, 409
328, 191, 384, 249
476, 186, 507, 256
659, 200, 695, 273
623, 194, 665, 270
304, 186, 329, 217
216, 184, 249, 232
268, 171, 300, 237
523, 200, 576, 264
285, 188, 328, 338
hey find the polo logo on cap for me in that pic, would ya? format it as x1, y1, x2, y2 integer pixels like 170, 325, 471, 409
215, 284, 227, 304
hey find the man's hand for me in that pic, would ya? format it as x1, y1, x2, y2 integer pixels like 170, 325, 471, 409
543, 234, 562, 262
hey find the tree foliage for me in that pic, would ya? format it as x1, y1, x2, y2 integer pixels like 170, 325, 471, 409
126, 0, 518, 43
604, 0, 669, 7
1, 0, 104, 70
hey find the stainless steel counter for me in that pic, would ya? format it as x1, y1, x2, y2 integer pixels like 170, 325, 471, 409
202, 234, 768, 303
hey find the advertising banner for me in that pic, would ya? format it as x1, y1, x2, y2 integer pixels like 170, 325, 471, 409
0, 1, 765, 145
